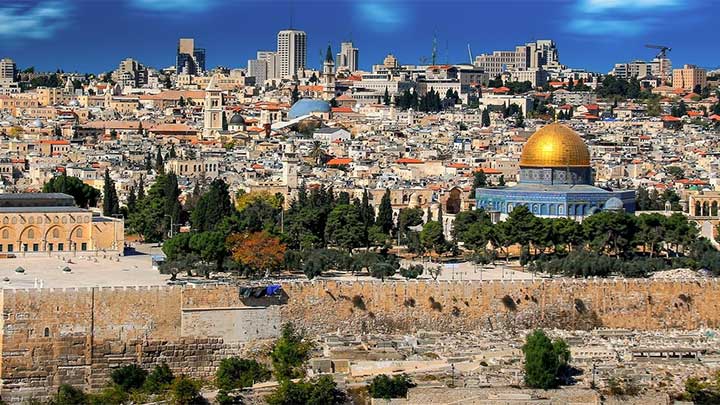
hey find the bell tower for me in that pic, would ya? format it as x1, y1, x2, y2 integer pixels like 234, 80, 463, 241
322, 44, 335, 101
202, 76, 223, 139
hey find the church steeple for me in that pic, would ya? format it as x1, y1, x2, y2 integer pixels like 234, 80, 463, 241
325, 44, 334, 63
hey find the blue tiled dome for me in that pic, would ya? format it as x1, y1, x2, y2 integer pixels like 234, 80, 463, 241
288, 99, 331, 119
604, 197, 624, 211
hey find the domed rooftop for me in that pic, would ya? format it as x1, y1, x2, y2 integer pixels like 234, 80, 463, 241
519, 123, 590, 168
229, 113, 245, 125
288, 99, 331, 119
604, 197, 624, 211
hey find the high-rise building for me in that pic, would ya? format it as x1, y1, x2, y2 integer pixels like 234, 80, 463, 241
0, 58, 19, 95
277, 30, 307, 79
383, 54, 399, 69
0, 58, 16, 82
474, 40, 559, 77
336, 42, 359, 72
673, 64, 707, 92
610, 58, 672, 83
248, 59, 267, 84
111, 58, 148, 88
176, 38, 206, 75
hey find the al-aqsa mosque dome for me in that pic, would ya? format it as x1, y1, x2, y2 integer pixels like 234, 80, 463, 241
475, 123, 635, 221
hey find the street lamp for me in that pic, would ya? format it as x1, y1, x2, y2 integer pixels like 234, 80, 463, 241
164, 214, 174, 239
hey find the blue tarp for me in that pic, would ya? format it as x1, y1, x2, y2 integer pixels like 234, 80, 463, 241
266, 285, 282, 295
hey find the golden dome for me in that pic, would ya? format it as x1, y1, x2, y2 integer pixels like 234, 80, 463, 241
519, 123, 590, 168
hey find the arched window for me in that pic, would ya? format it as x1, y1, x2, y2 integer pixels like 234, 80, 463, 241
76, 228, 83, 238
27, 229, 34, 239
52, 229, 59, 238
1, 229, 8, 239
44, 327, 50, 337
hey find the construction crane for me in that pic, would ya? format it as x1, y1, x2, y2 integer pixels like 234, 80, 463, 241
645, 44, 671, 59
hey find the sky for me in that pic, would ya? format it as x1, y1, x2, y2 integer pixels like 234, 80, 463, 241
0, 0, 716, 74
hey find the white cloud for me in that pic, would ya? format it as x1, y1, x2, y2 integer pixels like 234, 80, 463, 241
0, 1, 70, 40
568, 0, 690, 36
130, 0, 217, 13
355, 1, 409, 33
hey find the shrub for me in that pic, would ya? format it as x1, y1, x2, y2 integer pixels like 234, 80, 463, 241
501, 295, 517, 311
368, 374, 415, 399
143, 362, 174, 394
399, 264, 424, 279
271, 323, 312, 380
521, 330, 570, 389
216, 357, 270, 391
266, 375, 345, 405
87, 385, 128, 405
351, 295, 366, 310
170, 375, 202, 405
111, 364, 147, 392
49, 384, 87, 405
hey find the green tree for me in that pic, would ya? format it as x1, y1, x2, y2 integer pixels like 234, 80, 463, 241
397, 207, 423, 243
143, 362, 175, 394
216, 357, 270, 391
271, 323, 312, 380
368, 374, 415, 399
190, 231, 228, 275
170, 375, 202, 405
471, 170, 487, 198
127, 174, 182, 242
582, 211, 637, 257
481, 108, 491, 127
49, 384, 87, 405
111, 364, 147, 392
126, 184, 137, 213
291, 85, 300, 104
102, 168, 120, 216
420, 221, 447, 256
43, 174, 101, 208
191, 179, 234, 232
377, 188, 394, 234
383, 87, 390, 105
267, 375, 345, 405
522, 330, 570, 389
155, 147, 165, 174
325, 204, 365, 252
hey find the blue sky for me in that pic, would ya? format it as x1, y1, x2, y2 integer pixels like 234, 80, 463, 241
0, 0, 716, 74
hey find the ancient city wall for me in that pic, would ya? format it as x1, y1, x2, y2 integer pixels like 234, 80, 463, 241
1, 279, 719, 401
280, 279, 720, 333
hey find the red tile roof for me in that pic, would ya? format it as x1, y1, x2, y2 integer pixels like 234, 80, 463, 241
327, 157, 352, 166
396, 158, 424, 164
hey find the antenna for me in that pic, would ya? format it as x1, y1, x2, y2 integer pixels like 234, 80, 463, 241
467, 44, 473, 65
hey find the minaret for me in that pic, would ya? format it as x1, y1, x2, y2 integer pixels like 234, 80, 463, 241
322, 44, 335, 101
202, 76, 223, 139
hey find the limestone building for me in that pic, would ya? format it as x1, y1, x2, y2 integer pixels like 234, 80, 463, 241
0, 193, 124, 254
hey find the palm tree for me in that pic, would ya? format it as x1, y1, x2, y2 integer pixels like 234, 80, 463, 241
309, 141, 325, 166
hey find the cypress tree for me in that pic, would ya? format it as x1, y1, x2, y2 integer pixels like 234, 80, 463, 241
377, 188, 393, 234
102, 168, 119, 216
482, 109, 491, 127
155, 148, 164, 174
127, 184, 137, 213
137, 175, 145, 201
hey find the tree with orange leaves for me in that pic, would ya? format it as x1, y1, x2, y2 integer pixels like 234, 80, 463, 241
227, 231, 286, 277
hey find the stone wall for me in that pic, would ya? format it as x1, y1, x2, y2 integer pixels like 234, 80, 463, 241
279, 279, 720, 333
2, 279, 720, 401
0, 285, 281, 402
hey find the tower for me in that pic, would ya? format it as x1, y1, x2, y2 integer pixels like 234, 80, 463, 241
322, 45, 335, 101
277, 30, 307, 79
202, 76, 224, 139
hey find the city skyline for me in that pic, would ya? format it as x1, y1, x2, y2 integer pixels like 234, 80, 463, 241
0, 0, 716, 74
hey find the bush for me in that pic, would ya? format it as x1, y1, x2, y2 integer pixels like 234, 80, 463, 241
87, 385, 128, 405
170, 375, 203, 405
216, 357, 270, 391
271, 323, 312, 380
521, 330, 570, 389
143, 362, 174, 394
400, 264, 424, 279
266, 375, 345, 405
49, 384, 87, 405
367, 374, 415, 399
111, 364, 148, 392
216, 389, 243, 405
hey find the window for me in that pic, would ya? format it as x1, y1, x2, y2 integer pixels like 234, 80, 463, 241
32, 243, 39, 252
81, 243, 87, 251
27, 229, 34, 239
58, 243, 64, 251
22, 244, 27, 252
52, 229, 59, 238
44, 327, 50, 337
48, 243, 53, 251
76, 228, 83, 238
7, 244, 13, 252
0, 244, 3, 252
1, 229, 7, 239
